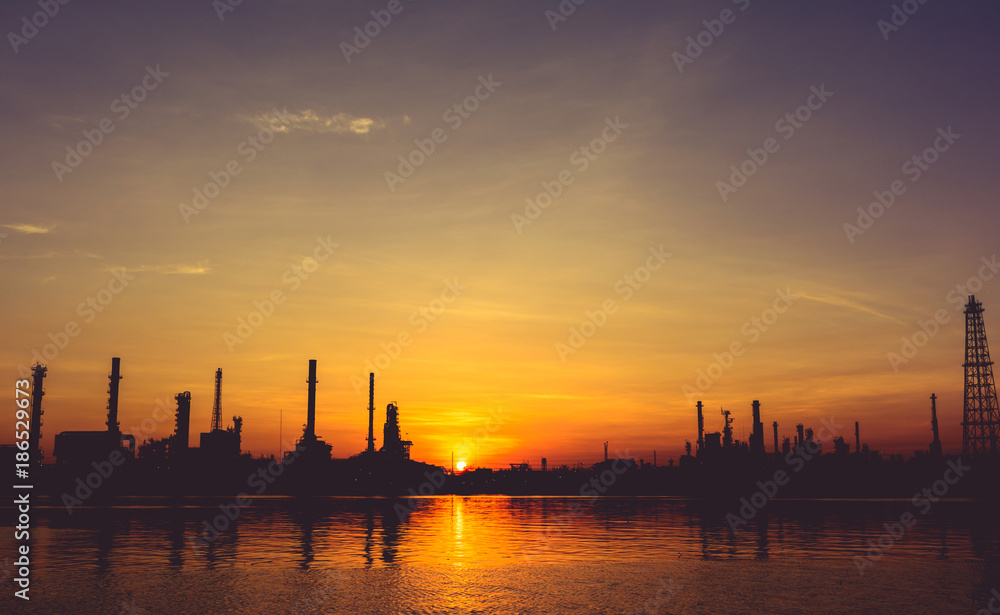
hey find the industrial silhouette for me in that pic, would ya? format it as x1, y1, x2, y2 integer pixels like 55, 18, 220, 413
5, 296, 1000, 499
962, 295, 1000, 456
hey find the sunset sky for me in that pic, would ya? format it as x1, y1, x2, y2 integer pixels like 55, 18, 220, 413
2, 0, 999, 467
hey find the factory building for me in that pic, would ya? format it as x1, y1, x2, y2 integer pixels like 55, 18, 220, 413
54, 358, 136, 465
199, 368, 242, 460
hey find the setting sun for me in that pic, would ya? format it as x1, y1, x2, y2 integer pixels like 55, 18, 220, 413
456, 461, 467, 473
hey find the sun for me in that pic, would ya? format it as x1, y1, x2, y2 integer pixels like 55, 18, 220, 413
455, 461, 467, 472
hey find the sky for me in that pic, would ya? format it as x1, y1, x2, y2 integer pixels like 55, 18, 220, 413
2, 0, 999, 468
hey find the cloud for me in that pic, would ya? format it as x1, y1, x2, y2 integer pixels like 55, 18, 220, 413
110, 260, 211, 275
247, 109, 386, 135
797, 291, 907, 325
2, 223, 53, 234
0, 249, 99, 260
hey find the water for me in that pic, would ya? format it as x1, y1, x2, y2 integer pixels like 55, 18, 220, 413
2, 496, 998, 614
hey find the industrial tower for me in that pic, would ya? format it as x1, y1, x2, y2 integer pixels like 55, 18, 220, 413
174, 391, 191, 452
749, 400, 765, 457
198, 367, 242, 459
106, 357, 122, 433
381, 402, 412, 461
929, 393, 942, 457
28, 363, 46, 468
211, 368, 223, 433
366, 373, 376, 453
295, 359, 332, 463
962, 295, 1000, 456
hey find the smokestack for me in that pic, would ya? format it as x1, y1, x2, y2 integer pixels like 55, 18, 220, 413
855, 421, 860, 454
796, 424, 805, 448
604, 441, 609, 462
107, 357, 121, 433
306, 360, 317, 439
696, 401, 704, 452
367, 372, 375, 453
174, 392, 191, 451
772, 421, 779, 455
29, 364, 46, 468
930, 394, 942, 456
211, 368, 223, 432
751, 400, 764, 455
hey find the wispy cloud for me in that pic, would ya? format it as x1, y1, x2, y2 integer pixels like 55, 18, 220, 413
797, 291, 908, 325
0, 249, 98, 260
110, 260, 211, 275
247, 109, 385, 135
2, 223, 53, 234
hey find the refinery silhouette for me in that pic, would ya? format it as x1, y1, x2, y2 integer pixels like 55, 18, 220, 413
6, 295, 999, 501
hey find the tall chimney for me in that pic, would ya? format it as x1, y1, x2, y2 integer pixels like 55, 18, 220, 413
366, 372, 375, 453
29, 364, 46, 468
211, 368, 223, 432
696, 401, 704, 452
796, 424, 805, 447
751, 400, 764, 455
106, 357, 122, 434
855, 421, 860, 454
306, 360, 317, 439
772, 421, 779, 455
174, 392, 191, 451
930, 393, 942, 456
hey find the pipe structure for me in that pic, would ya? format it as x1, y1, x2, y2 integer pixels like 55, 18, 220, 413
174, 391, 191, 451
751, 400, 764, 455
306, 360, 317, 440
772, 421, 779, 455
106, 357, 122, 434
211, 368, 223, 432
855, 421, 860, 454
29, 364, 46, 468
367, 372, 375, 453
930, 393, 942, 456
696, 401, 704, 452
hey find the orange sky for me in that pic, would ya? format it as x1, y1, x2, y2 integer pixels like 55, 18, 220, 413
3, 1, 999, 467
